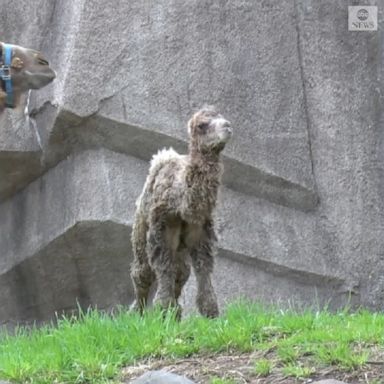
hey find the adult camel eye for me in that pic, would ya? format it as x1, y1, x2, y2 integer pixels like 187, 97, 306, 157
38, 57, 49, 66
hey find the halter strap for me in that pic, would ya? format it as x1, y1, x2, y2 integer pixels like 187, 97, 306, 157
0, 44, 14, 108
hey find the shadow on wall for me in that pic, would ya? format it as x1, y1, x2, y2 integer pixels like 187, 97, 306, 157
0, 221, 134, 326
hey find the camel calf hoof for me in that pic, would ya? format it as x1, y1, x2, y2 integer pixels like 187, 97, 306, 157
129, 300, 145, 314
197, 297, 219, 318
202, 307, 219, 319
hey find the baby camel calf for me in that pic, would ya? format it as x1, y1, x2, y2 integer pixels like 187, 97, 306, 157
130, 106, 232, 318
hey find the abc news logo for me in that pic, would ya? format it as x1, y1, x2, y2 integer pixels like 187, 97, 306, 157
348, 6, 378, 31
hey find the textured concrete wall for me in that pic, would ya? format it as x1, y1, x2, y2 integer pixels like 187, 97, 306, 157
0, 0, 383, 325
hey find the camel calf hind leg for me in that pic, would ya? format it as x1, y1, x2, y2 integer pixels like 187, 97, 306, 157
130, 213, 155, 312
130, 261, 154, 312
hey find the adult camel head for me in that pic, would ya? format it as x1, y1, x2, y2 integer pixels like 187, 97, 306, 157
0, 42, 56, 113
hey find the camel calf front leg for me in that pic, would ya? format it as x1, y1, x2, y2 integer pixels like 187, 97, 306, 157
147, 215, 182, 313
191, 220, 219, 318
148, 239, 176, 309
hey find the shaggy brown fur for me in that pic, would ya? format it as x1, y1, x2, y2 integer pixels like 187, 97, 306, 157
0, 42, 55, 114
130, 106, 232, 318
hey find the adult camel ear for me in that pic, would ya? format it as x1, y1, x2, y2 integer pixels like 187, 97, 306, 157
11, 57, 24, 69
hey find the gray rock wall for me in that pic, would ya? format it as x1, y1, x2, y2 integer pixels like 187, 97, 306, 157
0, 0, 383, 324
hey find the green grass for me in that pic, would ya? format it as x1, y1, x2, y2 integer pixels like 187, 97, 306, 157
254, 358, 272, 376
0, 301, 383, 383
282, 363, 315, 378
210, 377, 235, 384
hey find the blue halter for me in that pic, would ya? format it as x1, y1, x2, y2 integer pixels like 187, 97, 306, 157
0, 44, 14, 108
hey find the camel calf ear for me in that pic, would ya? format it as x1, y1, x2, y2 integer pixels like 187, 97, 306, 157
11, 57, 24, 69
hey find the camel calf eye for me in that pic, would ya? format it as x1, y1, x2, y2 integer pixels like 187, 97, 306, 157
198, 123, 208, 131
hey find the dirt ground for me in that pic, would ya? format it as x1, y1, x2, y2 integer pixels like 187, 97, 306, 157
121, 351, 384, 384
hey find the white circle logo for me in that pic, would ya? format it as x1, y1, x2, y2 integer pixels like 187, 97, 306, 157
357, 9, 369, 21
